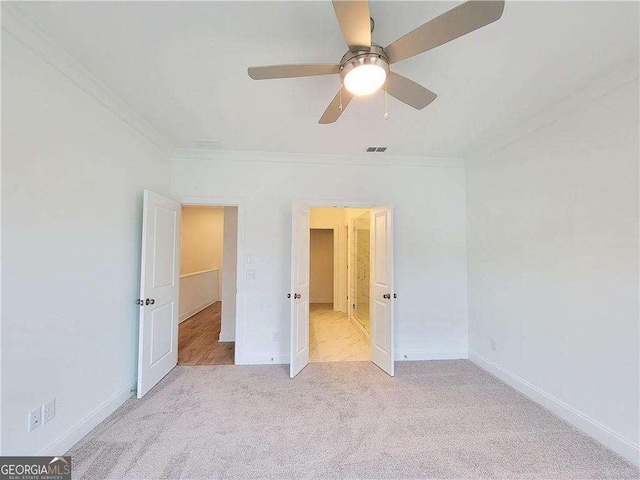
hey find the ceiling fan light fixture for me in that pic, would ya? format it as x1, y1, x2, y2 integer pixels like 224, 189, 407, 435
340, 50, 389, 96
247, 0, 506, 123
344, 64, 387, 96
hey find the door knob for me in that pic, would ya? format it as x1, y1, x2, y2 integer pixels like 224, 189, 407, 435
383, 293, 391, 299
287, 293, 291, 298
150, 299, 155, 305
294, 293, 302, 299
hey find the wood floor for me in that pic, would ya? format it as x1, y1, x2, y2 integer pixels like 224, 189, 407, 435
178, 302, 234, 365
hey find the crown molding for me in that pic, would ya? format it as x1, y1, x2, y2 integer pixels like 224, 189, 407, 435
173, 148, 465, 168
2, 4, 174, 155
465, 55, 640, 166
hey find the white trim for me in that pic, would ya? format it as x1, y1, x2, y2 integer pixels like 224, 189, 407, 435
179, 268, 218, 279
1, 4, 172, 155
218, 331, 235, 343
238, 353, 289, 365
396, 349, 468, 361
350, 314, 370, 341
470, 351, 640, 467
179, 299, 218, 324
332, 228, 339, 311
173, 196, 244, 365
304, 199, 382, 209
40, 380, 136, 456
465, 57, 639, 163
174, 148, 464, 168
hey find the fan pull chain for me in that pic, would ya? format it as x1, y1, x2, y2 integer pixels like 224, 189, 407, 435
339, 83, 343, 111
383, 84, 389, 120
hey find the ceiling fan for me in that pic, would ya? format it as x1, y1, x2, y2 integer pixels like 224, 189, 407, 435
247, 0, 505, 124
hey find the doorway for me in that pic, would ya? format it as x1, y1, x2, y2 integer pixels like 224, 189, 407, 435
137, 191, 244, 398
177, 205, 238, 365
308, 209, 371, 363
290, 202, 394, 378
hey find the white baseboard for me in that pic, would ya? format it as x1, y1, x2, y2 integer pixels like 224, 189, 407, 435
239, 351, 468, 365
469, 351, 640, 467
396, 349, 468, 361
349, 314, 371, 341
218, 331, 235, 342
179, 299, 217, 323
40, 380, 136, 456
238, 353, 288, 365
349, 315, 371, 343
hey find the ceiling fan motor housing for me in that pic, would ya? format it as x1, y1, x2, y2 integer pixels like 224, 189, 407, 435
339, 44, 390, 86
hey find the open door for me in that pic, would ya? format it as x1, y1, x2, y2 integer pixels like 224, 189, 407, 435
290, 201, 310, 378
370, 205, 394, 376
137, 190, 181, 397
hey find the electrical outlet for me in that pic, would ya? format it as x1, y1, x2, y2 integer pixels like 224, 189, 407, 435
490, 338, 498, 352
43, 399, 56, 424
28, 407, 42, 432
246, 268, 257, 280
272, 331, 279, 341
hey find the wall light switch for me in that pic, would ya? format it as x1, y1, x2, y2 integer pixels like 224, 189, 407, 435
28, 407, 42, 432
246, 268, 257, 280
43, 399, 56, 424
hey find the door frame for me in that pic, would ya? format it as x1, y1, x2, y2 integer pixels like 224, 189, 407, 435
300, 198, 392, 363
174, 196, 245, 365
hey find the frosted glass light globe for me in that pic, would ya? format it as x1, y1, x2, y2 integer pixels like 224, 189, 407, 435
343, 64, 387, 96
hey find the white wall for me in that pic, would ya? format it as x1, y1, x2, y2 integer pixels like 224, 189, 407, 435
1, 29, 171, 455
466, 78, 639, 464
180, 206, 224, 276
179, 270, 220, 323
179, 206, 224, 323
310, 208, 343, 229
172, 152, 468, 364
220, 206, 238, 342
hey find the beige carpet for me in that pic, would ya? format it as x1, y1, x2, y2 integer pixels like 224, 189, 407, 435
67, 361, 638, 479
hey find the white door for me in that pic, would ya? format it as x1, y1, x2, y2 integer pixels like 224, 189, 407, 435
290, 201, 310, 378
370, 205, 394, 376
137, 190, 181, 397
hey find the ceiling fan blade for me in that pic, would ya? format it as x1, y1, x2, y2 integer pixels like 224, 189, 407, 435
318, 88, 354, 124
384, 0, 505, 64
248, 64, 340, 80
383, 72, 437, 110
332, 0, 371, 51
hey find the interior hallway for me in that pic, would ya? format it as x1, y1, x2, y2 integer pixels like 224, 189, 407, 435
178, 302, 234, 365
309, 303, 370, 362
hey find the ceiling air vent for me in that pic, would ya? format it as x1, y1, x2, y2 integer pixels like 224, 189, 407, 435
366, 146, 387, 153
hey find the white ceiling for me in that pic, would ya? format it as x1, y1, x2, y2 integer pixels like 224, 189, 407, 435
13, 1, 640, 158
